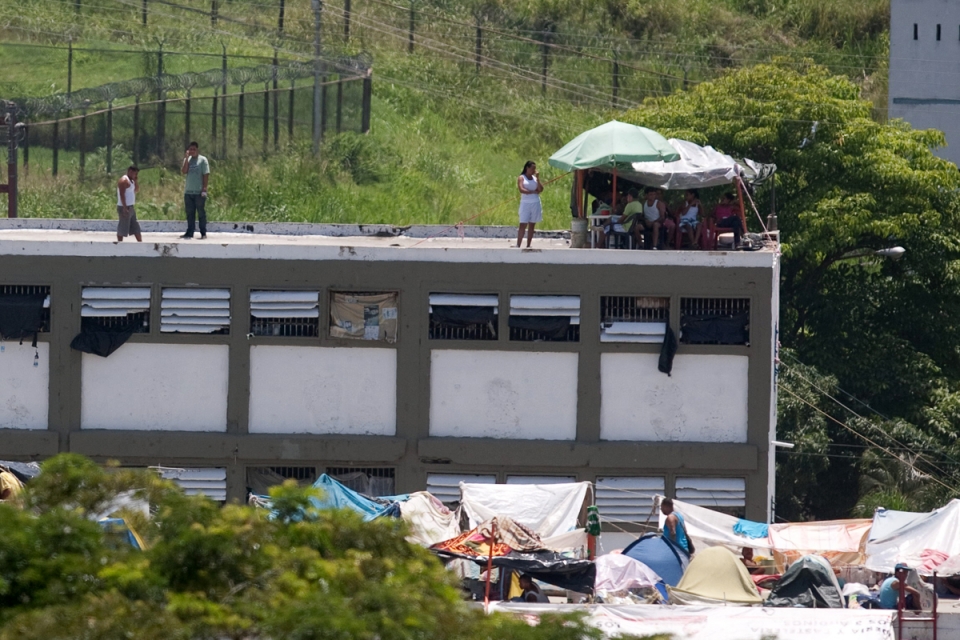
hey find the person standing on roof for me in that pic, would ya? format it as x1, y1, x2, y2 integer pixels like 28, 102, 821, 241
661, 498, 693, 555
116, 165, 142, 243
516, 161, 544, 248
181, 141, 210, 240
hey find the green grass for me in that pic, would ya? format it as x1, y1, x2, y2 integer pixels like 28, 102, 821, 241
1, 0, 891, 228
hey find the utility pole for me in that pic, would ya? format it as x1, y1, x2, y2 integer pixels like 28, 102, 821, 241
311, 0, 322, 156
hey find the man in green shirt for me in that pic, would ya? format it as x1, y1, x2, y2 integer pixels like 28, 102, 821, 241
180, 141, 210, 239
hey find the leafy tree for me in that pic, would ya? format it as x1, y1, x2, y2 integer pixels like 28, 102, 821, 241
623, 61, 960, 517
0, 455, 636, 640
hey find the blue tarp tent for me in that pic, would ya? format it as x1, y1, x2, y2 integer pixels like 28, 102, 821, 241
622, 533, 690, 594
98, 517, 146, 550
309, 474, 407, 521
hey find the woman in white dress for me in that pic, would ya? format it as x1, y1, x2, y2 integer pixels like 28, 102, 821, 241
517, 161, 544, 248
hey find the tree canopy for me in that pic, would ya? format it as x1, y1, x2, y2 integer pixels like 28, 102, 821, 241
0, 454, 623, 640
624, 61, 960, 518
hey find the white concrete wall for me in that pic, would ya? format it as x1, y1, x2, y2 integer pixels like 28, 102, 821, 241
249, 346, 397, 435
81, 343, 229, 431
600, 353, 748, 442
0, 342, 49, 430
889, 0, 960, 165
429, 350, 578, 439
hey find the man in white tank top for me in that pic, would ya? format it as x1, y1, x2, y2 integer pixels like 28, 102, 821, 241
116, 165, 142, 242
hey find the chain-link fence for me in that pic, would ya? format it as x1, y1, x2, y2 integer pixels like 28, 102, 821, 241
2, 46, 372, 180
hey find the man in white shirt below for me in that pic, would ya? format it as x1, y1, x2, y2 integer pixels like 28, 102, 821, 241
116, 165, 142, 242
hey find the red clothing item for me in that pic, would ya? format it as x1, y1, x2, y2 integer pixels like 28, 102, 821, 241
714, 204, 736, 221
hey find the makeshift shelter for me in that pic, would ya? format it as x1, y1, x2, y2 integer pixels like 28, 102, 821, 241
98, 517, 147, 551
865, 499, 960, 574
0, 460, 41, 484
867, 507, 925, 543
766, 555, 844, 609
621, 533, 689, 587
768, 518, 871, 571
655, 496, 772, 553
431, 517, 596, 594
309, 474, 405, 521
399, 491, 460, 547
459, 481, 590, 539
594, 553, 663, 592
668, 546, 763, 606
548, 120, 680, 172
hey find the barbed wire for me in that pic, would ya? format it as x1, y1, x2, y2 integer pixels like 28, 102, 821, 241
3, 53, 371, 118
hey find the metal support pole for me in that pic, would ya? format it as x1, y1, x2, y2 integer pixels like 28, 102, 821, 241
185, 89, 191, 149
277, 0, 284, 34
66, 40, 73, 149
320, 75, 328, 140
79, 106, 87, 182
311, 0, 322, 156
263, 83, 269, 156
361, 71, 371, 133
343, 0, 351, 42
238, 85, 245, 151
336, 77, 343, 133
211, 0, 218, 27
52, 118, 59, 176
142, 0, 148, 25
612, 49, 619, 107
106, 101, 113, 174
21, 124, 28, 176
541, 32, 549, 96
211, 88, 218, 151
156, 43, 165, 160
475, 19, 481, 73
408, 1, 415, 53
221, 46, 228, 158
272, 50, 279, 149
5, 108, 18, 218
132, 97, 140, 165
288, 79, 295, 139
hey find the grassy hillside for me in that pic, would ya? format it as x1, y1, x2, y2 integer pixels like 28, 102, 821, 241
1, 0, 890, 227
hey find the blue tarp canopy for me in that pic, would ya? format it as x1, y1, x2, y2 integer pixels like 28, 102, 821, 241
622, 533, 690, 592
309, 474, 407, 521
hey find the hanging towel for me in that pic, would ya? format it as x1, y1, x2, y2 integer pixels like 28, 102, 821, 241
733, 519, 769, 539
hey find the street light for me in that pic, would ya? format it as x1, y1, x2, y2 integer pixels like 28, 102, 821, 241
836, 246, 906, 262
875, 246, 906, 260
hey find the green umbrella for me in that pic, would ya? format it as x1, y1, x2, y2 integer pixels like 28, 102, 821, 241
548, 120, 680, 171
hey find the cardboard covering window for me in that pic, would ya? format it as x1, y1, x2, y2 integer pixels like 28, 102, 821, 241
426, 473, 495, 504
329, 292, 398, 343
596, 476, 665, 524
161, 288, 231, 334
675, 476, 746, 508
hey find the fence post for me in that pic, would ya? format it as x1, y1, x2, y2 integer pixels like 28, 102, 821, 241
132, 97, 140, 165
238, 85, 245, 151
475, 18, 482, 73
142, 0, 148, 25
221, 46, 228, 158
336, 75, 343, 133
541, 31, 549, 96
408, 1, 415, 53
74, 0, 81, 14
21, 123, 28, 176
156, 44, 165, 162
320, 72, 328, 140
106, 100, 113, 175
343, 0, 351, 42
211, 0, 218, 27
185, 89, 191, 149
683, 66, 688, 91
311, 0, 322, 156
66, 40, 73, 150
262, 82, 269, 156
612, 49, 619, 107
5, 107, 18, 218
52, 117, 59, 176
288, 79, 295, 139
79, 105, 87, 182
361, 70, 371, 133
211, 88, 218, 154
277, 0, 284, 34
272, 50, 279, 149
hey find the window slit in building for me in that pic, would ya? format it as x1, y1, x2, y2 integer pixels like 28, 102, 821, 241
914, 23, 918, 40
679, 297, 750, 345
326, 467, 396, 497
937, 24, 941, 40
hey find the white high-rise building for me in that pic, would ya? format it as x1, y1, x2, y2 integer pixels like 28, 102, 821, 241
889, 0, 960, 165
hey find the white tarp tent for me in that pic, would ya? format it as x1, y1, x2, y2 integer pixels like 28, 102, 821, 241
626, 139, 740, 190
398, 491, 461, 547
865, 499, 960, 574
867, 507, 926, 542
655, 496, 772, 552
489, 603, 895, 640
459, 481, 590, 539
594, 554, 662, 592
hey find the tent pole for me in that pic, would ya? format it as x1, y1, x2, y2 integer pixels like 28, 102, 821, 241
735, 178, 748, 243
611, 168, 618, 213
576, 170, 584, 218
582, 170, 589, 218
483, 520, 496, 612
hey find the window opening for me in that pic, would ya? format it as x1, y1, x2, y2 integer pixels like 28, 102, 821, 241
914, 23, 918, 40
596, 476, 665, 525
81, 287, 150, 333
429, 293, 498, 340
0, 285, 51, 341
675, 476, 745, 516
600, 296, 669, 343
329, 291, 398, 343
937, 24, 942, 40
247, 466, 317, 496
326, 466, 396, 497
250, 290, 319, 337
161, 288, 230, 334
509, 295, 580, 342
426, 473, 495, 504
679, 297, 749, 345
153, 466, 227, 502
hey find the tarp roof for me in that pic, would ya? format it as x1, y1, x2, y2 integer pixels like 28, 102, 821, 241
622, 533, 689, 587
865, 499, 960, 574
594, 553, 662, 593
656, 496, 772, 552
459, 481, 590, 539
867, 507, 925, 542
309, 474, 406, 522
668, 546, 763, 605
398, 491, 460, 547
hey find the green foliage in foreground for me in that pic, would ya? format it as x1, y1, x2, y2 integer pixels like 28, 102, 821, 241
0, 454, 632, 640
625, 61, 960, 519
